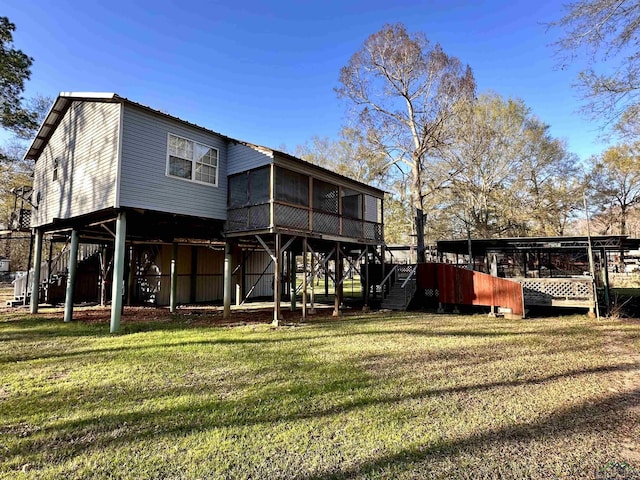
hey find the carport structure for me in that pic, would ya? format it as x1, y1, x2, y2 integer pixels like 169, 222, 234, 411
437, 235, 640, 314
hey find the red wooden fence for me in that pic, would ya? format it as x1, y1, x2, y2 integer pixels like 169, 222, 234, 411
417, 263, 524, 317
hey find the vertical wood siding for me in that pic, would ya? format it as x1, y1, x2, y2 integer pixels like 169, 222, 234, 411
32, 101, 120, 227
119, 105, 228, 219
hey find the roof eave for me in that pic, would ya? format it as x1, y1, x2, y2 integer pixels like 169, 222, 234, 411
23, 92, 122, 162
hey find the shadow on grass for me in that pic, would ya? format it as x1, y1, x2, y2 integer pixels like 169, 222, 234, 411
296, 386, 640, 480
0, 323, 595, 364
4, 355, 638, 465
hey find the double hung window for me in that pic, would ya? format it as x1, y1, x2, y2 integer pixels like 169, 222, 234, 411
167, 133, 218, 186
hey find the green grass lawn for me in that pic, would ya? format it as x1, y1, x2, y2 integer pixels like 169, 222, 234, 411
1, 309, 640, 479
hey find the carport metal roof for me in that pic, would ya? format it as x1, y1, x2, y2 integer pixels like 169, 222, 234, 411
437, 235, 640, 256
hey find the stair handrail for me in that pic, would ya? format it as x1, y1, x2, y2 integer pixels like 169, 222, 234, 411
400, 264, 418, 289
402, 265, 418, 308
378, 264, 398, 298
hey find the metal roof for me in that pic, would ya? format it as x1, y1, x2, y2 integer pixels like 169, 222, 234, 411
25, 93, 116, 160
437, 235, 640, 256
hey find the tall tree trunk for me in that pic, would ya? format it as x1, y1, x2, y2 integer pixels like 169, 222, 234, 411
620, 204, 627, 235
412, 157, 425, 263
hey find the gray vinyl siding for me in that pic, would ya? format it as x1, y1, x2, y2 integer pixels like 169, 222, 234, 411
119, 105, 227, 219
31, 101, 120, 227
228, 142, 272, 175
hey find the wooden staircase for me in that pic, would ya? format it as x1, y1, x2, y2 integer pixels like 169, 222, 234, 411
380, 264, 417, 311
9, 243, 102, 307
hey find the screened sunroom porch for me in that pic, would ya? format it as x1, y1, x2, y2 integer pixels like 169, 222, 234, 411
225, 159, 384, 243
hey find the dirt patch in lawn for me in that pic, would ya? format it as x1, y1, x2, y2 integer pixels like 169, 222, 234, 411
16, 302, 353, 327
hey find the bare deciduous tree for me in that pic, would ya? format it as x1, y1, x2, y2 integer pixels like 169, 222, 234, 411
336, 23, 475, 262
550, 0, 640, 125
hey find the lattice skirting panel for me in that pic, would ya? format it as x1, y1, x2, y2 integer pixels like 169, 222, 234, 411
515, 277, 595, 307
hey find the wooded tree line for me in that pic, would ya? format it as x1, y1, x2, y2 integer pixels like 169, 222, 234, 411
0, 17, 51, 270
3, 4, 640, 271
297, 13, 640, 252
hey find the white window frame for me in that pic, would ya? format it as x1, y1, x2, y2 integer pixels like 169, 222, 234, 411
166, 133, 219, 187
53, 157, 60, 181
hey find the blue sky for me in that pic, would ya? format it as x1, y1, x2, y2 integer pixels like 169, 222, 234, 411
4, 0, 608, 161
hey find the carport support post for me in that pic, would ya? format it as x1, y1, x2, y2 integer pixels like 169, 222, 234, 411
170, 242, 178, 313
30, 229, 43, 314
223, 241, 232, 319
600, 247, 610, 315
110, 212, 127, 333
64, 229, 79, 323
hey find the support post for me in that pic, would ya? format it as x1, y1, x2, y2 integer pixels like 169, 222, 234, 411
110, 212, 127, 333
64, 229, 79, 323
170, 242, 178, 313
324, 262, 329, 297
302, 238, 307, 320
47, 237, 54, 282
190, 246, 198, 303
333, 242, 341, 317
23, 232, 34, 306
601, 247, 610, 315
310, 251, 316, 314
126, 246, 135, 306
100, 246, 108, 307
363, 246, 370, 312
273, 233, 281, 326
290, 248, 296, 311
240, 250, 246, 306
30, 229, 44, 314
223, 241, 232, 319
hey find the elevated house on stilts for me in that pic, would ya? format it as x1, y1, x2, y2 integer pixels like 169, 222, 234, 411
23, 92, 385, 331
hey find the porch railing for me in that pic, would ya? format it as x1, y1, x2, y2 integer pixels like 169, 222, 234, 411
226, 202, 383, 241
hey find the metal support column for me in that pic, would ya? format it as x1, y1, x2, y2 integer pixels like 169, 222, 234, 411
30, 229, 43, 314
290, 248, 296, 311
170, 242, 178, 313
302, 238, 307, 320
333, 242, 341, 317
110, 212, 127, 333
23, 232, 34, 306
309, 251, 316, 314
273, 233, 281, 326
64, 229, 79, 323
601, 247, 610, 315
223, 241, 232, 319
363, 246, 370, 312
